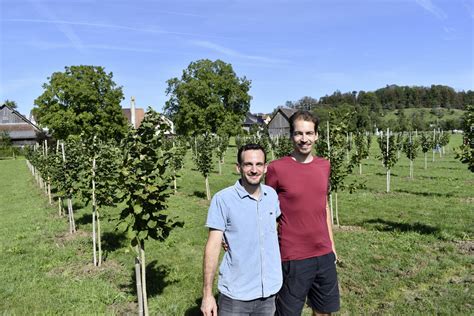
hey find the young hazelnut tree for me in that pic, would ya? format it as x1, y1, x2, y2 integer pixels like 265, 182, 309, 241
377, 129, 399, 193
194, 132, 214, 200
402, 132, 419, 179
419, 132, 433, 170
117, 109, 178, 316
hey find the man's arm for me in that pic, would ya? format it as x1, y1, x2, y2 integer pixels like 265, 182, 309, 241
201, 229, 224, 316
326, 199, 337, 262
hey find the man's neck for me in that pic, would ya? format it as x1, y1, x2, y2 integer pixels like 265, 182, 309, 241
240, 179, 261, 199
291, 151, 313, 163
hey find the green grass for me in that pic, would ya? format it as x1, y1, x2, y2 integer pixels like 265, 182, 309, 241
1, 135, 473, 315
381, 107, 464, 127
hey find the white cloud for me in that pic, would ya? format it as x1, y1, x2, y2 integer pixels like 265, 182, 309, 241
415, 0, 447, 20
29, 1, 86, 53
190, 40, 289, 64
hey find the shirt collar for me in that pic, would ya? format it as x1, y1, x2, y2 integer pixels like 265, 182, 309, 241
234, 179, 267, 200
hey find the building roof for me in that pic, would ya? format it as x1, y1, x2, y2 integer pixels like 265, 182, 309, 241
243, 112, 264, 126
267, 107, 297, 126
0, 104, 43, 140
0, 104, 46, 146
278, 108, 297, 120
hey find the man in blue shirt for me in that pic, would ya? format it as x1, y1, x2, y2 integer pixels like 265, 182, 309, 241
201, 143, 282, 316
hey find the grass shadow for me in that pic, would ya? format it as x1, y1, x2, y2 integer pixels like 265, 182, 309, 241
101, 231, 127, 253
75, 213, 92, 226
192, 191, 207, 199
362, 218, 440, 235
185, 296, 218, 316
123, 260, 177, 298
375, 172, 399, 177
394, 189, 454, 198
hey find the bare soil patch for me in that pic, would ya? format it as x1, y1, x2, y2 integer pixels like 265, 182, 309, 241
455, 240, 474, 255
47, 258, 124, 278
334, 225, 365, 232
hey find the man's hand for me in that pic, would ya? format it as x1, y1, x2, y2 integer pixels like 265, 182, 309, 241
221, 239, 229, 251
201, 295, 218, 316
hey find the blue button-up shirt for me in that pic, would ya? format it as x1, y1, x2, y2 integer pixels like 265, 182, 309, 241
206, 180, 282, 301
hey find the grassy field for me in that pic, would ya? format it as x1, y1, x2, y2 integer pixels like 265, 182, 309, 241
381, 107, 464, 127
0, 134, 472, 315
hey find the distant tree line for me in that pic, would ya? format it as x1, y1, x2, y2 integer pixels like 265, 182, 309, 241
282, 84, 472, 132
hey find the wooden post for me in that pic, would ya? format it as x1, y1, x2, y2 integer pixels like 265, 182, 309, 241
386, 128, 390, 193
135, 255, 144, 316
326, 121, 334, 225
92, 155, 97, 266
62, 143, 76, 233
140, 242, 149, 316
205, 176, 211, 201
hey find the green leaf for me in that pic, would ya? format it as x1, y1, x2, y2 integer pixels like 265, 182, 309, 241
133, 204, 143, 214
138, 231, 148, 239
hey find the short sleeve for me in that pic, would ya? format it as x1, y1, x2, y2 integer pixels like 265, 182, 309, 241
205, 194, 226, 231
275, 195, 281, 218
265, 163, 278, 190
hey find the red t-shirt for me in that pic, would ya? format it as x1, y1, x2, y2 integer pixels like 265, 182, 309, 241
266, 156, 332, 261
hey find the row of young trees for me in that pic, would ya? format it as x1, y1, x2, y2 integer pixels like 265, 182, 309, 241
25, 109, 184, 316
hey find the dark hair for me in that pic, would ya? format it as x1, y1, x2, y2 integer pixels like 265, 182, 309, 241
289, 110, 319, 135
237, 143, 266, 164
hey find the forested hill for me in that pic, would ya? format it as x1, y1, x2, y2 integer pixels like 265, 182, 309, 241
320, 85, 472, 110
286, 85, 472, 111
282, 85, 472, 132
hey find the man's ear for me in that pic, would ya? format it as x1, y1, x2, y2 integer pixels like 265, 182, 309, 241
235, 163, 241, 174
315, 132, 319, 141
263, 163, 268, 174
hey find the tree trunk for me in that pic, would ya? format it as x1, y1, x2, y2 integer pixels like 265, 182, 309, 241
92, 203, 97, 266
359, 163, 362, 175
424, 153, 427, 170
205, 176, 211, 201
410, 160, 413, 179
92, 156, 97, 265
135, 255, 144, 316
67, 198, 76, 233
58, 197, 63, 216
329, 193, 334, 226
335, 192, 339, 227
173, 175, 177, 194
218, 160, 222, 175
140, 241, 149, 316
67, 198, 73, 234
47, 178, 52, 205
97, 210, 102, 267
386, 169, 390, 193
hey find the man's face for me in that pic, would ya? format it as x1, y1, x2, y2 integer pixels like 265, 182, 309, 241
291, 119, 318, 155
236, 149, 267, 186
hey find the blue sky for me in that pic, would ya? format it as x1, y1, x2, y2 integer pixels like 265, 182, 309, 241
1, 0, 473, 116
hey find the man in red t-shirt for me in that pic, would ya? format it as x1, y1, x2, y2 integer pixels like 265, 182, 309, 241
266, 110, 340, 316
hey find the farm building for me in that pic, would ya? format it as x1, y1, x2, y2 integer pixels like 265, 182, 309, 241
242, 112, 265, 132
0, 104, 46, 146
122, 107, 175, 134
267, 108, 297, 137
122, 107, 145, 128
123, 97, 174, 134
